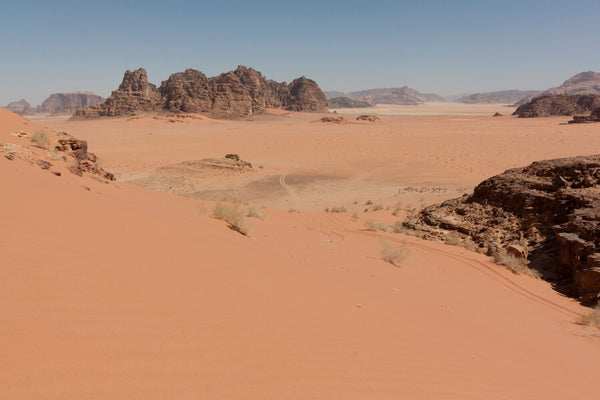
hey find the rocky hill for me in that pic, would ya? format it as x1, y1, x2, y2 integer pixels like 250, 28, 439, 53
461, 90, 541, 104
36, 92, 104, 114
543, 71, 600, 96
4, 99, 35, 115
513, 94, 600, 118
76, 66, 328, 119
327, 96, 375, 108
405, 155, 600, 303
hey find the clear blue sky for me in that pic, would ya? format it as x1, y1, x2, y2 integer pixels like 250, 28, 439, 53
2, 0, 599, 105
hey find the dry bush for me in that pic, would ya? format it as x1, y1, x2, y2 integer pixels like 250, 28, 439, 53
493, 249, 540, 278
30, 130, 51, 149
325, 206, 346, 213
212, 203, 250, 235
380, 240, 409, 266
392, 220, 426, 239
288, 208, 300, 214
371, 203, 384, 211
247, 206, 266, 220
364, 219, 390, 232
444, 231, 480, 253
577, 305, 600, 329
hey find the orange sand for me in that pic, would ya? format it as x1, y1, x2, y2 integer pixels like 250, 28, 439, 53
3, 107, 600, 399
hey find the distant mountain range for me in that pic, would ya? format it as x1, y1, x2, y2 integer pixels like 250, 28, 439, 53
4, 92, 104, 115
325, 87, 443, 107
460, 90, 542, 105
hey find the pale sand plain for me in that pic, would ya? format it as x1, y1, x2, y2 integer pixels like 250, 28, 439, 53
3, 104, 600, 399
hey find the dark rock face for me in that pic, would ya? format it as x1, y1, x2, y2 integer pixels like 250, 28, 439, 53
75, 68, 162, 117
513, 94, 600, 118
4, 99, 35, 115
37, 92, 104, 114
406, 155, 600, 303
76, 66, 327, 119
328, 96, 375, 108
570, 107, 600, 123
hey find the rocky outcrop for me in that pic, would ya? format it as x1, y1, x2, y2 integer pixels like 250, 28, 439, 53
76, 66, 327, 119
75, 69, 162, 117
513, 94, 600, 118
328, 96, 375, 108
55, 133, 115, 180
4, 99, 35, 115
37, 92, 104, 114
461, 90, 541, 105
356, 114, 380, 122
406, 155, 600, 303
544, 71, 600, 96
570, 107, 600, 124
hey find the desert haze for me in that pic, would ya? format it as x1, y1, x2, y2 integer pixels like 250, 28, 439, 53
1, 102, 600, 399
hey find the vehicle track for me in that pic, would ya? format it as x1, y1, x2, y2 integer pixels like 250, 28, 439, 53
345, 229, 581, 318
279, 174, 299, 202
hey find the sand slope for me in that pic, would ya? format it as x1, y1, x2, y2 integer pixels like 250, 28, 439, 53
2, 108, 600, 399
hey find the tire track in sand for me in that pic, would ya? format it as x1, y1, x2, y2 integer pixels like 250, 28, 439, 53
345, 229, 581, 318
279, 174, 299, 202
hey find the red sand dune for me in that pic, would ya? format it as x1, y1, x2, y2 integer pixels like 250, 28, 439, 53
2, 107, 600, 399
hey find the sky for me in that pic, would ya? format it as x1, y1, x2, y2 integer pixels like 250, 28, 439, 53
1, 0, 599, 105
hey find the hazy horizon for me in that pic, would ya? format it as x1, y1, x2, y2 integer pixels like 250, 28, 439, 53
2, 0, 599, 105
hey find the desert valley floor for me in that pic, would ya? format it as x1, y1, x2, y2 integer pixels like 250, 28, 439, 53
3, 103, 600, 399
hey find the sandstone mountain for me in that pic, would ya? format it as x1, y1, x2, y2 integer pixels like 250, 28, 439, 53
36, 92, 104, 114
4, 99, 35, 115
76, 66, 328, 119
405, 155, 600, 303
543, 71, 600, 96
513, 94, 600, 118
327, 96, 375, 108
461, 90, 541, 104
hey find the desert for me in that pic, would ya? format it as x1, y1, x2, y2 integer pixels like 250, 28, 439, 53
4, 2, 600, 398
2, 96, 600, 398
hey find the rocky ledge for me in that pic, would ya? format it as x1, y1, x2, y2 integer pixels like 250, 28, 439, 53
513, 94, 600, 117
75, 66, 328, 119
405, 155, 600, 303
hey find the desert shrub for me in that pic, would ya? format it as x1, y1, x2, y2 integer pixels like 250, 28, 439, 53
365, 200, 373, 205
288, 208, 300, 213
364, 219, 390, 232
247, 206, 266, 220
30, 130, 50, 149
392, 220, 426, 239
493, 249, 540, 278
577, 305, 600, 329
380, 240, 409, 266
325, 206, 346, 213
371, 204, 384, 211
212, 203, 250, 235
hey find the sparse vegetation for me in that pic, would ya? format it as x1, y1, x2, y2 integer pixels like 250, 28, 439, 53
247, 206, 266, 220
492, 249, 540, 278
365, 200, 373, 205
577, 305, 600, 329
212, 203, 250, 235
380, 240, 409, 266
288, 208, 300, 213
444, 231, 480, 253
371, 203, 384, 211
392, 220, 426, 239
29, 130, 50, 149
325, 206, 346, 213
364, 219, 390, 232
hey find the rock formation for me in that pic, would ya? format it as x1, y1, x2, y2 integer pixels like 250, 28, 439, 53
570, 107, 600, 123
75, 69, 161, 117
544, 71, 600, 96
513, 94, 600, 118
405, 155, 600, 303
4, 99, 35, 115
328, 96, 375, 108
76, 66, 328, 119
461, 90, 541, 105
37, 92, 104, 114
